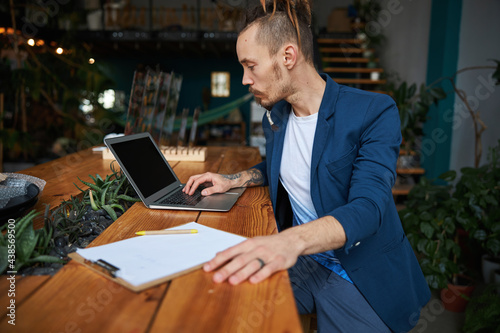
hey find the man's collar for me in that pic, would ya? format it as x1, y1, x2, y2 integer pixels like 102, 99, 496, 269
317, 73, 340, 119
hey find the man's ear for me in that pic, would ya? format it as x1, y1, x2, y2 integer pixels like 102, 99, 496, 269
283, 44, 298, 69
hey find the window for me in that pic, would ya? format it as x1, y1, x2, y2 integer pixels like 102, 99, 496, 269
211, 72, 230, 97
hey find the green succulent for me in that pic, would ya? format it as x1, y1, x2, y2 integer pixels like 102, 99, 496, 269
75, 165, 140, 221
0, 210, 63, 274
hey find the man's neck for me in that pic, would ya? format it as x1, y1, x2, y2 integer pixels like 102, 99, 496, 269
286, 67, 326, 118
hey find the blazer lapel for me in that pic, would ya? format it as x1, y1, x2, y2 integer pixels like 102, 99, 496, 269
311, 116, 330, 175
310, 75, 339, 210
269, 102, 290, 206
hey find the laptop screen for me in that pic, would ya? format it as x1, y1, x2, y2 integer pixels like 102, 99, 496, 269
109, 136, 177, 198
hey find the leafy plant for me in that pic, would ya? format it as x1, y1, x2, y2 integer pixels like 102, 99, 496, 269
0, 210, 63, 274
75, 164, 140, 221
387, 60, 500, 161
351, 0, 385, 50
49, 195, 92, 247
1, 1, 116, 165
462, 284, 500, 333
386, 81, 446, 153
401, 141, 500, 290
455, 141, 500, 258
400, 171, 463, 290
42, 166, 139, 254
0, 162, 140, 275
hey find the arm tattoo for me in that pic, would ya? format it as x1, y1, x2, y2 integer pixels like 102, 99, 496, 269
222, 169, 264, 187
222, 174, 242, 180
242, 168, 264, 187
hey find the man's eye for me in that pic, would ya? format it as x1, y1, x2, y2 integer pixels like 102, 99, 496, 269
248, 66, 254, 70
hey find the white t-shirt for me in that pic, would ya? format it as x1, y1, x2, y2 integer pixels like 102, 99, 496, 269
279, 110, 318, 219
278, 109, 352, 283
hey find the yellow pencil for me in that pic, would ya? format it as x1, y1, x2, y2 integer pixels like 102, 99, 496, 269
135, 229, 198, 236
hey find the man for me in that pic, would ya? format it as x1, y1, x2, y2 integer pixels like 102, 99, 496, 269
183, 1, 430, 331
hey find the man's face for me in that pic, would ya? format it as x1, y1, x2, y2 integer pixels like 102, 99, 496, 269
236, 25, 292, 110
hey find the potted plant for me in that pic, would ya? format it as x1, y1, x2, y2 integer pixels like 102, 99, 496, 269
454, 141, 500, 284
399, 171, 476, 312
386, 80, 446, 158
401, 140, 500, 313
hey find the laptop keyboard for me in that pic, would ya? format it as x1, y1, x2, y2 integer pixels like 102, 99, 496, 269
160, 186, 205, 206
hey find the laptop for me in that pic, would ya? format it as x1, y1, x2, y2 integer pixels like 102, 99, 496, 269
104, 132, 245, 211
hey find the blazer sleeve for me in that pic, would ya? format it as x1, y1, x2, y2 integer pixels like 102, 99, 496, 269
329, 94, 401, 252
249, 111, 270, 187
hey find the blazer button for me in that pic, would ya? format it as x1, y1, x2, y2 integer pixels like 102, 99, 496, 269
354, 242, 361, 246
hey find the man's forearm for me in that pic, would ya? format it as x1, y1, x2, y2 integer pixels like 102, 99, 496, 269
280, 215, 347, 255
222, 168, 264, 188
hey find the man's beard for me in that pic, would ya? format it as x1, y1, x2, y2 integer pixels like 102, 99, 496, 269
250, 89, 273, 111
250, 61, 291, 111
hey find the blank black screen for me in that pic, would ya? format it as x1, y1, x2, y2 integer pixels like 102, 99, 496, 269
110, 137, 177, 198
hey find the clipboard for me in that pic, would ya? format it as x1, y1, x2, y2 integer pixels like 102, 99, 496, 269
68, 252, 205, 292
68, 222, 246, 293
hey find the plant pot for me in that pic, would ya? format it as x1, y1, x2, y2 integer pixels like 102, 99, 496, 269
370, 72, 380, 81
397, 154, 419, 169
440, 275, 475, 313
481, 255, 500, 284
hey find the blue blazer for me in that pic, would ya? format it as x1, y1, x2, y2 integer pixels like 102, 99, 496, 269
253, 74, 430, 332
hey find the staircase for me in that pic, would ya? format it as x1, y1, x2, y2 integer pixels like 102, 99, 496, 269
316, 34, 386, 94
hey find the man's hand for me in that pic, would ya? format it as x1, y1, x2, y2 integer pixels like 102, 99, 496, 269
203, 233, 303, 285
203, 216, 347, 285
183, 172, 236, 196
183, 169, 264, 196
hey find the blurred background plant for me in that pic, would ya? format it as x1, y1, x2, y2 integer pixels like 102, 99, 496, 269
387, 80, 446, 153
0, 0, 119, 171
386, 60, 500, 161
400, 140, 500, 290
399, 171, 462, 290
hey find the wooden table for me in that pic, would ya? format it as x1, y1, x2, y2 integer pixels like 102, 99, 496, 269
0, 146, 302, 332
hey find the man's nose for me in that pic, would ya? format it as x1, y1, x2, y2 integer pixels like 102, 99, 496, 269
242, 72, 253, 86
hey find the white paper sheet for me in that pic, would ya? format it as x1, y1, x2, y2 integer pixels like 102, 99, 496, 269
76, 222, 246, 287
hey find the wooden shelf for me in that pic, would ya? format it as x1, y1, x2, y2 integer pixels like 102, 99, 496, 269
397, 168, 425, 175
319, 47, 374, 54
399, 149, 418, 156
333, 78, 387, 85
392, 184, 413, 196
396, 203, 406, 211
317, 38, 363, 44
323, 67, 384, 73
322, 57, 379, 63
